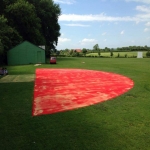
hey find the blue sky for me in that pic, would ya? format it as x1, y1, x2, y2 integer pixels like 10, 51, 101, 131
53, 0, 150, 50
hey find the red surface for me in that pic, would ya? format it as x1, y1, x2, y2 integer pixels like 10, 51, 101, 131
32, 69, 134, 116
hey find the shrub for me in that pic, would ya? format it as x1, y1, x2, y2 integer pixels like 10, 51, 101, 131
146, 51, 150, 57
125, 54, 127, 58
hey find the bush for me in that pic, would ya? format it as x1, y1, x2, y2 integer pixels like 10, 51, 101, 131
146, 51, 150, 57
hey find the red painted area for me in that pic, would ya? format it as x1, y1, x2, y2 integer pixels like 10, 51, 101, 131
32, 69, 134, 116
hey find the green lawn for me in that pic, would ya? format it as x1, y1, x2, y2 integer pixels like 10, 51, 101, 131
0, 57, 150, 150
86, 51, 147, 57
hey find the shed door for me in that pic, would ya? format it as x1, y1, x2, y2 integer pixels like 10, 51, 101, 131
37, 51, 41, 63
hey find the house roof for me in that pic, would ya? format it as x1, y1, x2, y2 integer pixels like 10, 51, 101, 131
74, 49, 82, 52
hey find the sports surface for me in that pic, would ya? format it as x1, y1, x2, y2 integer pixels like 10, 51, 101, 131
32, 69, 134, 116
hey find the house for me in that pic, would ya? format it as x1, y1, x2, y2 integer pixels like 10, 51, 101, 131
74, 49, 82, 53
7, 41, 45, 65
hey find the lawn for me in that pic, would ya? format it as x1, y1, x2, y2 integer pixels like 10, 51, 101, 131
86, 51, 147, 57
0, 57, 150, 150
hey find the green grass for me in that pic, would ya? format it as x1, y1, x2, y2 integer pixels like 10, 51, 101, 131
0, 57, 150, 150
86, 51, 147, 57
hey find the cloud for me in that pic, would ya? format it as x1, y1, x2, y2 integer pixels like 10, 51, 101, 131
102, 32, 107, 36
58, 37, 71, 42
59, 5, 150, 22
80, 38, 97, 45
53, 0, 75, 4
145, 22, 150, 26
59, 13, 136, 22
136, 5, 150, 13
125, 0, 150, 4
144, 28, 150, 32
120, 30, 125, 34
64, 24, 90, 27
82, 38, 97, 42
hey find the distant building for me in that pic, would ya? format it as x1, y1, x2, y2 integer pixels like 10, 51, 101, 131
74, 49, 82, 53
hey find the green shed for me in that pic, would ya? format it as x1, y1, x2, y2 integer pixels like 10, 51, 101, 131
7, 41, 45, 65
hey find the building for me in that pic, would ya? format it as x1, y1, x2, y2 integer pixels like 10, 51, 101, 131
74, 49, 82, 53
7, 41, 45, 65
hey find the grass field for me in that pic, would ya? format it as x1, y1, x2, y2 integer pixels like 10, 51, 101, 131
0, 57, 150, 150
86, 51, 147, 57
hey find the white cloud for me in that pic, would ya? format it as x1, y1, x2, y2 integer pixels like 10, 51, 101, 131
145, 22, 150, 26
104, 39, 107, 42
59, 5, 150, 22
59, 13, 137, 22
79, 38, 97, 45
144, 28, 150, 32
120, 30, 125, 35
136, 5, 150, 13
64, 24, 90, 27
102, 32, 107, 36
82, 38, 97, 42
53, 0, 76, 4
125, 0, 150, 4
58, 37, 71, 42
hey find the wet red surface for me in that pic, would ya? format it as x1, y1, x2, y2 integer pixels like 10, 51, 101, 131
32, 69, 134, 116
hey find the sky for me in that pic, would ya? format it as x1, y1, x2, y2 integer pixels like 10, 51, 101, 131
53, 0, 150, 50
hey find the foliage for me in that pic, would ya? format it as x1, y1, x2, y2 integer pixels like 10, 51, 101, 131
82, 48, 87, 56
0, 15, 22, 64
27, 0, 61, 52
110, 51, 113, 57
0, 0, 61, 63
93, 44, 100, 57
69, 49, 73, 56
5, 0, 45, 45
117, 53, 120, 58
146, 51, 150, 57
0, 40, 4, 54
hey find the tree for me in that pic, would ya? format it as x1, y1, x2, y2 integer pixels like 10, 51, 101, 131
27, 0, 61, 55
2, 0, 61, 56
110, 51, 113, 57
117, 53, 120, 58
82, 48, 87, 56
0, 15, 22, 64
146, 51, 150, 57
56, 50, 60, 56
93, 44, 100, 57
0, 40, 4, 54
5, 0, 45, 45
69, 49, 73, 56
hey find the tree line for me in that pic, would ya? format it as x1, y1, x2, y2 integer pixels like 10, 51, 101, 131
57, 44, 150, 57
0, 0, 61, 64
